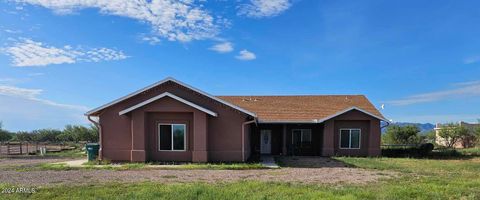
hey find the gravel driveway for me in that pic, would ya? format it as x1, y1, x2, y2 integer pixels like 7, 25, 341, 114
0, 157, 396, 186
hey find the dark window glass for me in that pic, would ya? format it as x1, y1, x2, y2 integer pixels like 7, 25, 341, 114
292, 130, 302, 145
172, 125, 185, 150
159, 125, 172, 150
340, 130, 350, 148
302, 130, 312, 143
350, 130, 360, 148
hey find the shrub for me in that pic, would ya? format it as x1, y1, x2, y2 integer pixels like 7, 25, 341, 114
382, 125, 421, 145
382, 143, 434, 157
429, 148, 462, 157
418, 143, 434, 155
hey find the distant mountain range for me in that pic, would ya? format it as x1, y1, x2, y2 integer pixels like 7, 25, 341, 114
382, 122, 435, 133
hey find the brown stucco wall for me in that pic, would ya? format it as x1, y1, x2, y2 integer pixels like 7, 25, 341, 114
333, 120, 370, 156
145, 111, 193, 162
98, 81, 250, 162
323, 109, 381, 156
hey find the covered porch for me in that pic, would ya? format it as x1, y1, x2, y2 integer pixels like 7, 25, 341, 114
250, 123, 324, 156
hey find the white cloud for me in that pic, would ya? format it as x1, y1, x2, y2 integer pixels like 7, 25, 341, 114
452, 80, 480, 86
235, 49, 256, 60
82, 47, 128, 62
0, 78, 21, 83
238, 0, 292, 18
392, 114, 480, 124
27, 72, 45, 76
209, 42, 233, 53
3, 39, 128, 67
387, 81, 480, 106
4, 29, 22, 34
0, 94, 89, 131
0, 85, 41, 99
0, 85, 89, 111
141, 36, 161, 45
464, 55, 480, 64
0, 85, 90, 131
14, 0, 221, 42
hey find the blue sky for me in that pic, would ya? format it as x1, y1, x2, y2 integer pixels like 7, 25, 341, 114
0, 0, 479, 131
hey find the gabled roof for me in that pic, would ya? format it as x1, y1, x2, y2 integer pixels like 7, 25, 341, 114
217, 95, 387, 123
118, 92, 218, 116
85, 77, 256, 117
86, 77, 387, 123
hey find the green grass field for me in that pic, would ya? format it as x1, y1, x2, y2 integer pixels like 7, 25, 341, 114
44, 149, 86, 158
2, 152, 480, 199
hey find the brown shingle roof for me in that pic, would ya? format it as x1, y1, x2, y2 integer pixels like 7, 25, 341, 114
217, 95, 385, 122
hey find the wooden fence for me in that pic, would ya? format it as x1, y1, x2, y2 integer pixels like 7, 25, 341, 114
0, 142, 77, 155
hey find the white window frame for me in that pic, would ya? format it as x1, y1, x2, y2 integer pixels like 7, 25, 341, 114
292, 129, 312, 144
339, 128, 361, 149
158, 123, 187, 151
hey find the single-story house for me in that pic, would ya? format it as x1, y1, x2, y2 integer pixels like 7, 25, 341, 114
85, 77, 388, 162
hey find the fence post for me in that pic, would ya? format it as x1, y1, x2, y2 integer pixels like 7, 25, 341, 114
20, 142, 22, 155
7, 142, 10, 155
26, 143, 29, 155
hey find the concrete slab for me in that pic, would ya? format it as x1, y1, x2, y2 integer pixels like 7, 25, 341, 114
261, 155, 280, 168
57, 159, 87, 167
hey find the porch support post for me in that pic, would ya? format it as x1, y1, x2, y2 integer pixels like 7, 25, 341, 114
282, 124, 287, 155
131, 111, 146, 162
322, 120, 335, 156
192, 112, 208, 162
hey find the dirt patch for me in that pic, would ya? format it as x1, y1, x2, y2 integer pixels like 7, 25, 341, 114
0, 157, 397, 186
276, 156, 349, 168
0, 168, 395, 186
0, 157, 70, 169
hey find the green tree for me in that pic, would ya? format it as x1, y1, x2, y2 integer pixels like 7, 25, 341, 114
0, 122, 13, 142
32, 129, 62, 142
476, 126, 480, 147
438, 123, 470, 148
457, 120, 480, 147
13, 131, 34, 142
86, 124, 99, 142
419, 130, 436, 143
62, 125, 98, 142
382, 125, 421, 144
55, 132, 75, 142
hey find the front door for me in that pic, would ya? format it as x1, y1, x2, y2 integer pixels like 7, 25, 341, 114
260, 130, 272, 154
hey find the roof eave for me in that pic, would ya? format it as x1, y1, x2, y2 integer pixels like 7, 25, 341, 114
118, 92, 218, 117
85, 77, 256, 117
257, 107, 388, 124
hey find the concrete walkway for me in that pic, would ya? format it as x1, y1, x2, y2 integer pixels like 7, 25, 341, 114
260, 155, 280, 168
58, 159, 87, 167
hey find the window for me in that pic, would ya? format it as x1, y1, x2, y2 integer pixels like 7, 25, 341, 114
292, 129, 312, 146
158, 124, 186, 151
339, 129, 361, 149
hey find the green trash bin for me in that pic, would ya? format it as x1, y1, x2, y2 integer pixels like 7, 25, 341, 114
86, 143, 100, 161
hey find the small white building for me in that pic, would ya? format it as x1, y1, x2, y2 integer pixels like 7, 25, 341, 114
435, 121, 480, 148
